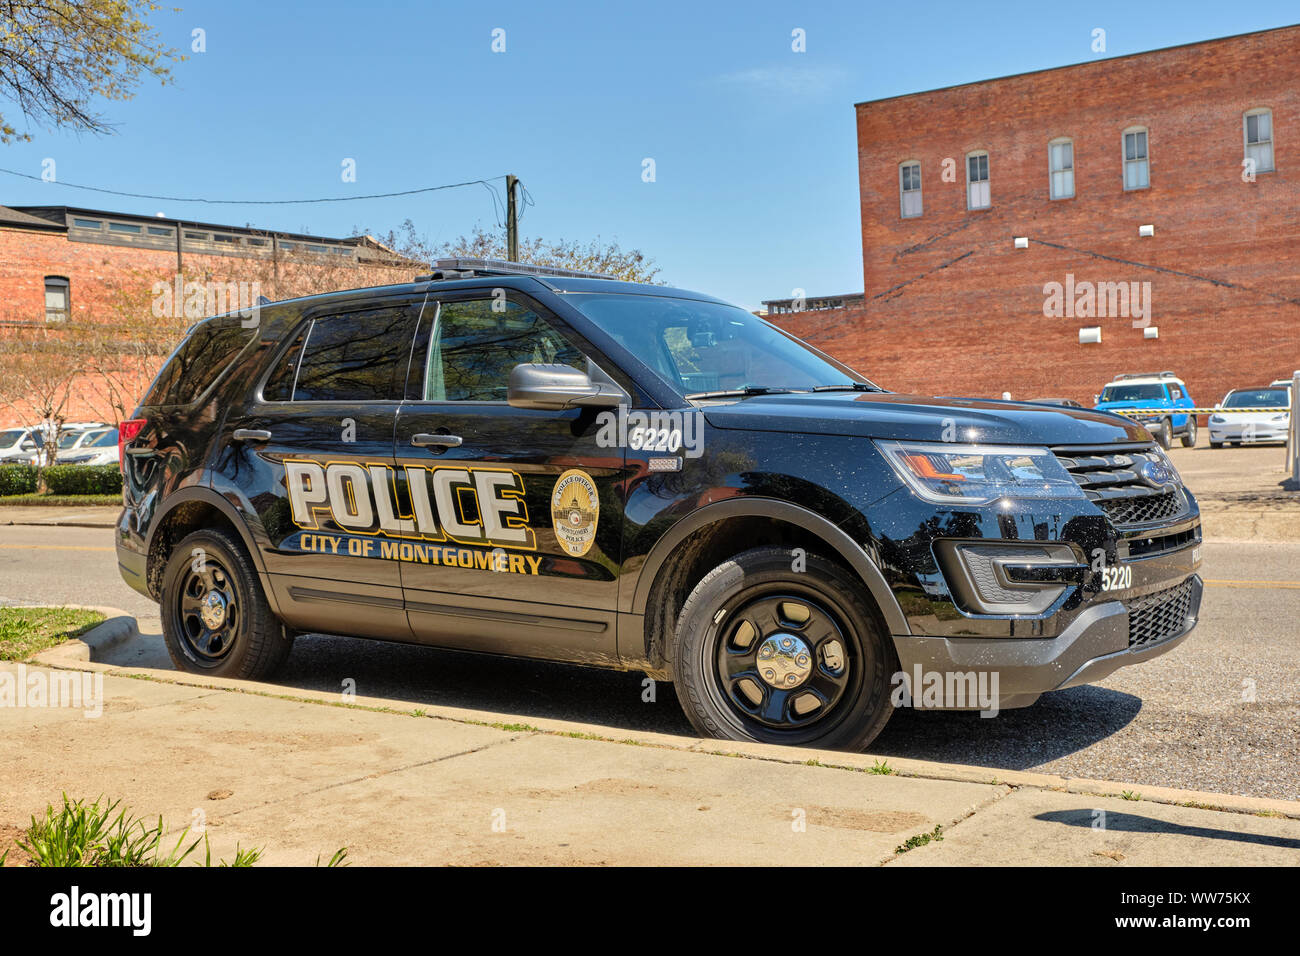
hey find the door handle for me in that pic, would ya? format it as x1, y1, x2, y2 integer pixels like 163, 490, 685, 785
232, 429, 272, 443
411, 433, 463, 448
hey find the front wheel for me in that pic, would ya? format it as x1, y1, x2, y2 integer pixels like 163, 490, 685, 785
671, 547, 896, 750
1180, 418, 1198, 448
160, 528, 294, 679
1156, 418, 1173, 450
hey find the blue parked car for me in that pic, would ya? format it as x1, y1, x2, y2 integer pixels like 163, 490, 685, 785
1094, 371, 1197, 449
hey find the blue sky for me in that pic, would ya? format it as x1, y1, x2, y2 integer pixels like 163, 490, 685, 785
1, 1, 1296, 308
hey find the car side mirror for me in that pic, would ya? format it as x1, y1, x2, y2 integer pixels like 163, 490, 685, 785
507, 363, 625, 411
1093, 395, 1100, 405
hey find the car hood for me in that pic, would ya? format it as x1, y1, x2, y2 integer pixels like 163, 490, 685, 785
1094, 399, 1168, 412
699, 392, 1149, 445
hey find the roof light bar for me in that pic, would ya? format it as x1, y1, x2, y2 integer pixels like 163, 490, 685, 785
415, 258, 618, 282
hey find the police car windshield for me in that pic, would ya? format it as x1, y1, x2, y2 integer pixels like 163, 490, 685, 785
566, 293, 866, 398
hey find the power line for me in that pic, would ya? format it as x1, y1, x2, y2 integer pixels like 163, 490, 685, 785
0, 166, 510, 206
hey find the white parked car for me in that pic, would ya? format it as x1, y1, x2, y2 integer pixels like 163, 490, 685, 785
1208, 386, 1291, 447
59, 427, 121, 466
0, 426, 43, 463
54, 426, 113, 461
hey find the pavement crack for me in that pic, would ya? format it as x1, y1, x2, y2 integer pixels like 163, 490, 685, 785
217, 735, 526, 820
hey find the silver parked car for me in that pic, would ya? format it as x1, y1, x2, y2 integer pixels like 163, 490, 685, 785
1208, 386, 1291, 447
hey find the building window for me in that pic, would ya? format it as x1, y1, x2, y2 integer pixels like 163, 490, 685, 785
1244, 108, 1274, 173
44, 276, 70, 324
966, 151, 990, 209
1049, 138, 1074, 199
899, 161, 922, 218
1123, 127, 1149, 190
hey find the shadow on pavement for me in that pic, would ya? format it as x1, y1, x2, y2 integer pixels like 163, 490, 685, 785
103, 627, 1141, 766
864, 684, 1142, 769
1036, 809, 1300, 849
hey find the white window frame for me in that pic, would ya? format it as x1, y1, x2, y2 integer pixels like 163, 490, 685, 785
966, 150, 990, 210
1048, 137, 1074, 200
1243, 108, 1275, 174
44, 276, 70, 324
1123, 126, 1149, 191
899, 161, 923, 218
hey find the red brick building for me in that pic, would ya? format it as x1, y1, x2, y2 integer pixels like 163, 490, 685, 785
772, 25, 1300, 407
0, 206, 412, 426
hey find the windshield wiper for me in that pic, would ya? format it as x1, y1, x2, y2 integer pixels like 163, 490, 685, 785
684, 386, 801, 401
811, 382, 885, 393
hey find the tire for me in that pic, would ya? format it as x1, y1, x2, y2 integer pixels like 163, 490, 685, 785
671, 547, 897, 751
1209, 439, 1224, 449
160, 528, 293, 679
1156, 418, 1173, 450
1180, 418, 1197, 448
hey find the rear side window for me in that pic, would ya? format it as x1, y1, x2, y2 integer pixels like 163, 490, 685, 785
264, 305, 414, 403
146, 320, 255, 406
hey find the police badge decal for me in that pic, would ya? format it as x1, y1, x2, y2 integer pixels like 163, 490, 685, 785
551, 469, 599, 558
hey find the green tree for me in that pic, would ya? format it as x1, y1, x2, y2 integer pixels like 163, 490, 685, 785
0, 1, 181, 143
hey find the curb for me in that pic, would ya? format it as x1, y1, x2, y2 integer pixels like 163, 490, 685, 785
36, 608, 1300, 823
33, 607, 139, 663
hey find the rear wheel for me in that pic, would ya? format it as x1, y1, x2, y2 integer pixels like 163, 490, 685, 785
1180, 418, 1198, 448
160, 528, 293, 679
671, 547, 896, 751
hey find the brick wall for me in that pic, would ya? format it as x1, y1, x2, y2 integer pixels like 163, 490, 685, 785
0, 225, 412, 427
774, 26, 1300, 408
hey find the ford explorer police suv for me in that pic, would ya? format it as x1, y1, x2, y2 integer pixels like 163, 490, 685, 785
116, 259, 1202, 750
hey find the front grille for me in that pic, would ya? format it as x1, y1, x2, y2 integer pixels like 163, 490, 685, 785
1054, 445, 1188, 528
1126, 579, 1197, 648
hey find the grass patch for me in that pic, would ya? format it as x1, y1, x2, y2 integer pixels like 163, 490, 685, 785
895, 824, 944, 854
0, 493, 120, 506
3, 795, 348, 867
867, 759, 894, 775
0, 607, 105, 660
1121, 790, 1142, 801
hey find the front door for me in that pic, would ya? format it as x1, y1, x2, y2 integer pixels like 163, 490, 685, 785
392, 291, 630, 665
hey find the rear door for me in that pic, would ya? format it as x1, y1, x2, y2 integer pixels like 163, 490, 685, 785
216, 296, 423, 640
392, 289, 631, 665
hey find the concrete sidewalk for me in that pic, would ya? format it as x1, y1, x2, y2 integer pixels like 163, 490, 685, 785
0, 504, 120, 529
1, 617, 1297, 866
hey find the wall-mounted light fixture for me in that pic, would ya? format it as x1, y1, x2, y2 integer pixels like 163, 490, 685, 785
1144, 326, 1159, 339
1014, 236, 1028, 249
1079, 327, 1102, 344
1139, 224, 1155, 237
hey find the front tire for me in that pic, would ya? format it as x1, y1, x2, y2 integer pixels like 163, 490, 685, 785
671, 547, 896, 750
1180, 418, 1197, 447
160, 528, 293, 679
1155, 418, 1173, 449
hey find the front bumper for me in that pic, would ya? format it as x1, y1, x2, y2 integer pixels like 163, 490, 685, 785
1208, 424, 1288, 442
890, 573, 1202, 709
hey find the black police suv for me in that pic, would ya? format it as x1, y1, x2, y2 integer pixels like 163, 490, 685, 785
116, 259, 1202, 750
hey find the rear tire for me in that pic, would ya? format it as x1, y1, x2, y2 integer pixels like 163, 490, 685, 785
1180, 418, 1197, 447
671, 547, 896, 751
160, 528, 293, 680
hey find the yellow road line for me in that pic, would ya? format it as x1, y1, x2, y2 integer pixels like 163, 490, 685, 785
1204, 578, 1300, 590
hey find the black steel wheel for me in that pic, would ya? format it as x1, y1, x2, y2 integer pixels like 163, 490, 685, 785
160, 527, 293, 679
672, 547, 896, 750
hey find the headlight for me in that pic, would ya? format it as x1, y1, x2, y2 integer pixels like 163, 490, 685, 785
875, 441, 1086, 505
1209, 415, 1224, 423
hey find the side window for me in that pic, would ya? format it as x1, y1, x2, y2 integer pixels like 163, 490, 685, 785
899, 161, 922, 218
146, 319, 254, 406
276, 306, 413, 403
424, 298, 584, 402
966, 150, 990, 209
1123, 127, 1149, 190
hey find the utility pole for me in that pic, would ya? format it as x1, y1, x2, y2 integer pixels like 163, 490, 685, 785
506, 174, 519, 262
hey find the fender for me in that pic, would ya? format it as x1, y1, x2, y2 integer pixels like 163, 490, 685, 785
628, 497, 911, 637
145, 485, 282, 615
